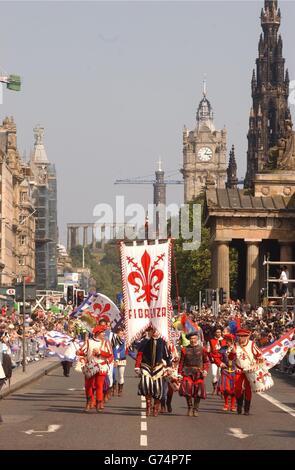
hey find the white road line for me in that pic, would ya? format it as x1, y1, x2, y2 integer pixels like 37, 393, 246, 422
258, 392, 295, 418
141, 396, 146, 402
141, 402, 146, 408
140, 434, 148, 447
141, 411, 146, 418
141, 421, 147, 432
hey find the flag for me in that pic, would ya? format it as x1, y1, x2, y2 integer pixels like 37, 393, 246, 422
262, 329, 295, 370
70, 291, 122, 330
120, 240, 172, 346
44, 331, 79, 361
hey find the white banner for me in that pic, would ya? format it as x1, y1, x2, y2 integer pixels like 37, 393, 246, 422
120, 240, 172, 346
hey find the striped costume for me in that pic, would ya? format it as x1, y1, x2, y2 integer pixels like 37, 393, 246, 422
135, 337, 171, 400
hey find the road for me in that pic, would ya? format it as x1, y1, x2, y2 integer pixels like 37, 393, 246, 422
0, 361, 294, 450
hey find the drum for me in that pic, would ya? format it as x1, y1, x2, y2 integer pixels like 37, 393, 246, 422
245, 364, 274, 393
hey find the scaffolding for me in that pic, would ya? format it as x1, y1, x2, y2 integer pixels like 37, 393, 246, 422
263, 258, 295, 311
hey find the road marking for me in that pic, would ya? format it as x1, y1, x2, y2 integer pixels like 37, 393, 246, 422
141, 396, 146, 402
258, 392, 295, 418
24, 424, 61, 435
140, 434, 148, 446
141, 421, 147, 431
227, 428, 252, 439
141, 411, 146, 418
141, 402, 146, 408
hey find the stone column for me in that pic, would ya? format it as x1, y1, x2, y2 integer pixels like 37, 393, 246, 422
83, 226, 88, 248
245, 240, 260, 306
210, 242, 217, 289
92, 225, 96, 250
101, 225, 106, 250
67, 227, 70, 252
70, 228, 78, 250
215, 241, 230, 295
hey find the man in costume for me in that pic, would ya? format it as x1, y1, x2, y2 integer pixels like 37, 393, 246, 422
112, 326, 136, 396
230, 328, 264, 415
78, 324, 113, 413
208, 328, 226, 394
135, 327, 172, 417
178, 331, 210, 417
211, 333, 237, 412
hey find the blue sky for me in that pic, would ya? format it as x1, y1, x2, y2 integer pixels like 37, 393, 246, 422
0, 1, 295, 244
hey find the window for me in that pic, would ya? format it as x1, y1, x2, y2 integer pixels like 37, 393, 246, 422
19, 256, 25, 266
20, 235, 26, 246
19, 215, 25, 224
20, 192, 27, 203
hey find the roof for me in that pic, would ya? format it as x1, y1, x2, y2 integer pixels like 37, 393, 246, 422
205, 188, 295, 212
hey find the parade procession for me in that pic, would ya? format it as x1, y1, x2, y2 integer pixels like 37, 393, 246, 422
1, 0, 295, 457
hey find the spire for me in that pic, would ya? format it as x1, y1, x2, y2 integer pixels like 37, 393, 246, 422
261, 0, 280, 26
203, 76, 207, 97
196, 80, 215, 132
226, 145, 238, 189
31, 125, 48, 163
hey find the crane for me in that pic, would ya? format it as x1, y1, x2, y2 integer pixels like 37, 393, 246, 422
0, 72, 21, 91
115, 160, 183, 205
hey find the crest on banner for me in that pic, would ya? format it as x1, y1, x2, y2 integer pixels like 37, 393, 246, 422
120, 240, 172, 346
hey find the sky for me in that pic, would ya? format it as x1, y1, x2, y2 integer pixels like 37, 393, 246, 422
0, 0, 295, 245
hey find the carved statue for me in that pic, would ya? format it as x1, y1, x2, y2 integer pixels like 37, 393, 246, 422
267, 119, 295, 171
277, 120, 295, 170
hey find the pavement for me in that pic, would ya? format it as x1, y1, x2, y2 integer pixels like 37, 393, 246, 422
0, 357, 60, 400
0, 360, 294, 450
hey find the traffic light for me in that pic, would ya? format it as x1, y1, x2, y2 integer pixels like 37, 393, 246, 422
211, 290, 217, 302
76, 289, 85, 307
67, 286, 74, 304
219, 288, 227, 304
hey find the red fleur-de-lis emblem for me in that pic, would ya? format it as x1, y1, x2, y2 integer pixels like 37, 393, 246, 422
256, 371, 265, 382
127, 250, 164, 305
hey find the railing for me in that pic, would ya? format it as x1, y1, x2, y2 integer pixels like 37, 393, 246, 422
3, 337, 48, 368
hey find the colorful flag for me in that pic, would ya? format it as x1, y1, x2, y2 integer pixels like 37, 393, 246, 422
120, 240, 172, 346
262, 329, 295, 370
70, 291, 122, 330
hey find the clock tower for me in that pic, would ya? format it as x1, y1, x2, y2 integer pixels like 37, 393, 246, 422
181, 82, 227, 202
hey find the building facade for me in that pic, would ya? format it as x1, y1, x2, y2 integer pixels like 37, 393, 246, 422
0, 116, 35, 285
181, 82, 227, 202
30, 126, 58, 290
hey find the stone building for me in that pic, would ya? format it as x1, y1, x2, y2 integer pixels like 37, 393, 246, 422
205, 0, 295, 305
0, 117, 35, 285
181, 82, 227, 202
30, 126, 58, 290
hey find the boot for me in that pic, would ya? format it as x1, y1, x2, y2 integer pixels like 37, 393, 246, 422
96, 400, 104, 413
160, 398, 166, 413
118, 383, 123, 397
193, 397, 200, 417
237, 396, 244, 415
153, 399, 161, 417
231, 396, 236, 412
186, 397, 193, 417
244, 399, 251, 416
112, 383, 117, 396
166, 395, 172, 413
212, 382, 217, 395
223, 394, 229, 411
84, 397, 92, 412
146, 396, 152, 417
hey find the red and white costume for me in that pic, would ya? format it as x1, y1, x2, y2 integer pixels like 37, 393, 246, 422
230, 339, 263, 402
78, 337, 113, 403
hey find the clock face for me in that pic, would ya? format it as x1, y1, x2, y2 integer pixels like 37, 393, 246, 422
198, 147, 213, 162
